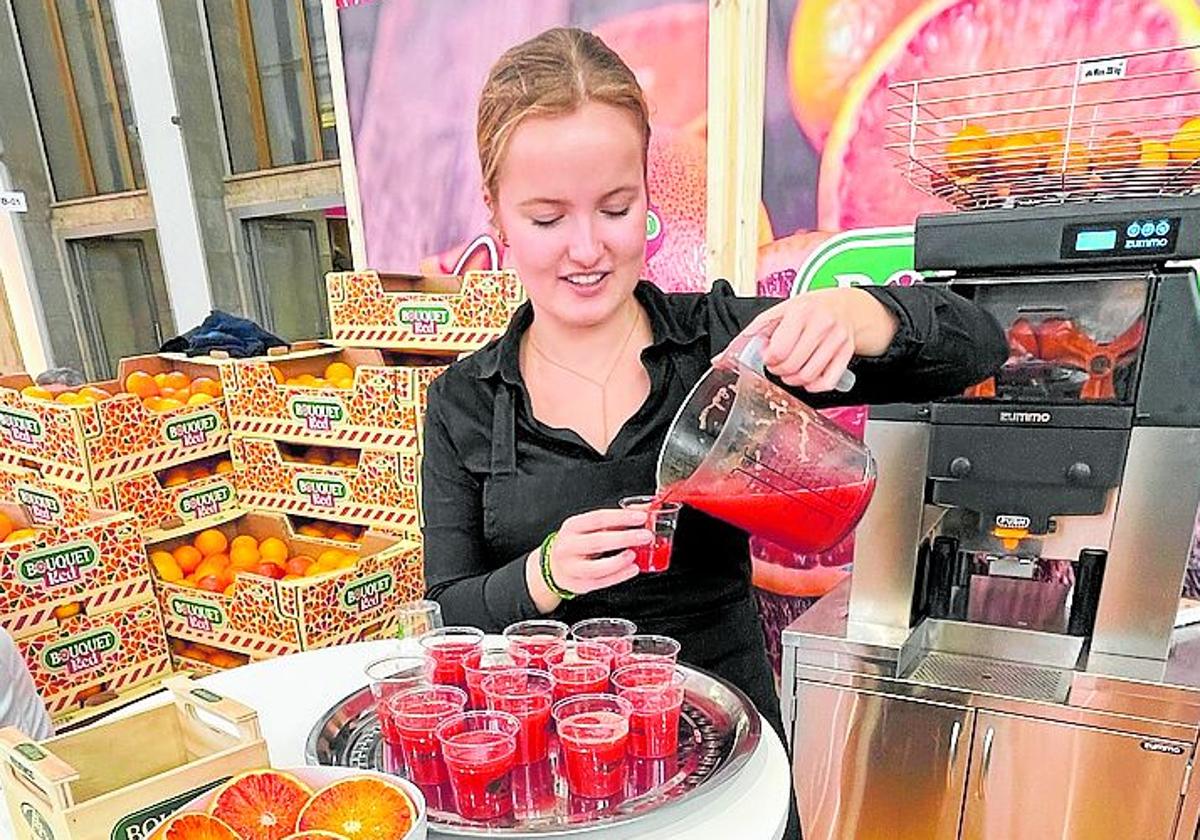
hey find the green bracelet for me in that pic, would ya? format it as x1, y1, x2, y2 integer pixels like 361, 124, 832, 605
539, 531, 575, 600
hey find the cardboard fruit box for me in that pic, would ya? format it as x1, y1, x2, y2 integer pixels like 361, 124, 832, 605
0, 454, 242, 540
0, 500, 151, 641
0, 676, 269, 840
230, 437, 419, 532
0, 356, 230, 489
219, 346, 419, 452
326, 269, 524, 352
147, 512, 423, 659
15, 595, 171, 720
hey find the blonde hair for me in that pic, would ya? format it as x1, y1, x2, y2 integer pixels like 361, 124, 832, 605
477, 27, 651, 200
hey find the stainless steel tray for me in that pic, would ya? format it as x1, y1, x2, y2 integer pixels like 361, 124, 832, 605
305, 665, 761, 836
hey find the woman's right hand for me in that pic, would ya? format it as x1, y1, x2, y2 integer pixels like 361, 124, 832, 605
526, 508, 652, 611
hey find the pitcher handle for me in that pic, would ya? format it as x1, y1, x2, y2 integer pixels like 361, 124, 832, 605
733, 335, 856, 393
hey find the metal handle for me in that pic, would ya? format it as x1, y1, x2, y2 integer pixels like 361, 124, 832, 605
946, 719, 962, 785
977, 726, 995, 799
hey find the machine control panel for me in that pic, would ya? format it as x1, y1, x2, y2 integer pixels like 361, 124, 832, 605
1062, 216, 1180, 259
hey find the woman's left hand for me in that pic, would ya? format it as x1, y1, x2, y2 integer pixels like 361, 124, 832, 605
728, 288, 898, 392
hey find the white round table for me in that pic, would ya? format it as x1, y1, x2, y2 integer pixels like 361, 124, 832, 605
0, 639, 789, 840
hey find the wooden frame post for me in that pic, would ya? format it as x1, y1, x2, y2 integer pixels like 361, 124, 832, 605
706, 0, 767, 295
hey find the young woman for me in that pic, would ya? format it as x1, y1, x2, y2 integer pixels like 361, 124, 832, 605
421, 25, 1004, 763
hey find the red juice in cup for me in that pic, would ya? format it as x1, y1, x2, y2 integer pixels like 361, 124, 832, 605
436, 710, 520, 821
612, 663, 686, 759
619, 496, 682, 573
503, 620, 569, 670
552, 694, 632, 799
549, 660, 611, 703
365, 655, 432, 745
463, 646, 532, 710
613, 634, 681, 669
545, 640, 617, 672
481, 669, 554, 764
420, 626, 485, 690
389, 685, 468, 784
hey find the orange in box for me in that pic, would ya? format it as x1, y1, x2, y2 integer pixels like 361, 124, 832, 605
219, 346, 419, 452
0, 356, 230, 489
148, 512, 423, 658
231, 437, 418, 532
326, 269, 524, 352
0, 454, 241, 540
14, 596, 171, 719
0, 500, 151, 641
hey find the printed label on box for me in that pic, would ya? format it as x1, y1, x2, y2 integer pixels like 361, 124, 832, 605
0, 406, 44, 446
176, 482, 236, 521
42, 626, 120, 676
293, 474, 349, 509
16, 540, 100, 589
397, 303, 452, 336
287, 395, 347, 432
110, 776, 229, 840
167, 594, 228, 633
20, 803, 54, 840
15, 484, 64, 525
162, 410, 221, 448
340, 571, 394, 614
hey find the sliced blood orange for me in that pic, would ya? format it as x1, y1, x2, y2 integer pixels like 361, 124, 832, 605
296, 777, 415, 840
152, 814, 239, 840
208, 770, 312, 840
819, 0, 1200, 230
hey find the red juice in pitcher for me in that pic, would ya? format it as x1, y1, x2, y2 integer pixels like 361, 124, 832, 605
672, 476, 875, 554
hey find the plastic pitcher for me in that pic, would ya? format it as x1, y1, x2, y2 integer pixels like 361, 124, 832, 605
656, 336, 876, 553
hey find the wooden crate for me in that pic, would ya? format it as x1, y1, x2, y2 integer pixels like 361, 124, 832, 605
0, 677, 269, 840
326, 269, 524, 352
0, 356, 230, 490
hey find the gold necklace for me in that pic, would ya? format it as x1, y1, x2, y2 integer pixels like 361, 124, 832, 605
525, 306, 642, 443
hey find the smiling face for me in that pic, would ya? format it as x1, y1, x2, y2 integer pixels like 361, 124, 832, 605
488, 101, 648, 331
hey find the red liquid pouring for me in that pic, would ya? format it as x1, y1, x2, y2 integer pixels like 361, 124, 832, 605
661, 477, 875, 554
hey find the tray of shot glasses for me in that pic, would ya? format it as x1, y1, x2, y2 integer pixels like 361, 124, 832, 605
305, 623, 761, 836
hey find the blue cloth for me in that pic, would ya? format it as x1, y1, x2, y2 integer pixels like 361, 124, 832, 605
160, 311, 286, 358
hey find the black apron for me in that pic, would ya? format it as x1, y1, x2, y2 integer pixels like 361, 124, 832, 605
478, 354, 788, 745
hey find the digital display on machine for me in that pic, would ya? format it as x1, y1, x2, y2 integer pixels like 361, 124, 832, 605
1074, 229, 1118, 251
1062, 217, 1180, 259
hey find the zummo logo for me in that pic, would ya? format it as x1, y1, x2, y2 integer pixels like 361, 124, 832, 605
998, 410, 1052, 424
0, 406, 44, 445
288, 397, 346, 432
398, 305, 451, 336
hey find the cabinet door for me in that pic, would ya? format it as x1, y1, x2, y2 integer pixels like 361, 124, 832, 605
962, 711, 1190, 839
792, 682, 972, 840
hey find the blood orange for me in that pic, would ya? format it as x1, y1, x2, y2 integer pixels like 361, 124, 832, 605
208, 770, 312, 840
152, 814, 239, 840
819, 0, 1200, 230
787, 0, 925, 149
296, 777, 415, 840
